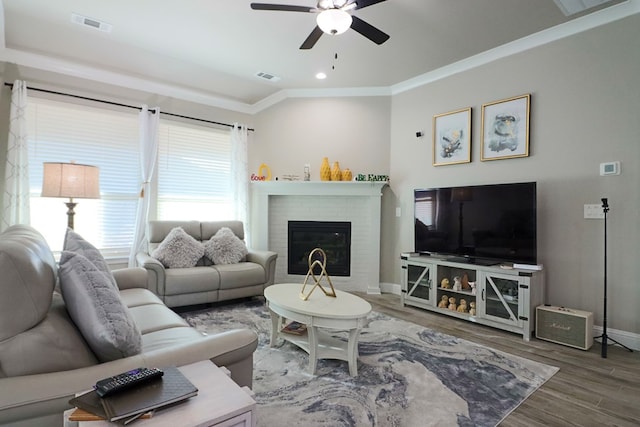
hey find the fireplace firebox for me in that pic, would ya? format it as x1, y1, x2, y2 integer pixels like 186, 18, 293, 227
287, 221, 351, 276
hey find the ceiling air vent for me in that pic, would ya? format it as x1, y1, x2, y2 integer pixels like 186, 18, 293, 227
553, 0, 611, 16
71, 13, 113, 32
255, 71, 281, 82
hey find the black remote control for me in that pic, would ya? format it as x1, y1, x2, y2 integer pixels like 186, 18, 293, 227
95, 367, 164, 397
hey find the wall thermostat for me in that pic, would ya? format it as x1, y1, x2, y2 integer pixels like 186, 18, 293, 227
600, 161, 620, 176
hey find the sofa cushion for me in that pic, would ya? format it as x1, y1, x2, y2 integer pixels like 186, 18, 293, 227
0, 294, 98, 377
164, 267, 220, 295
140, 326, 207, 353
127, 303, 190, 334
59, 251, 142, 362
151, 227, 205, 268
0, 225, 57, 341
204, 227, 248, 265
215, 262, 266, 290
63, 228, 117, 288
119, 288, 166, 308
148, 220, 201, 254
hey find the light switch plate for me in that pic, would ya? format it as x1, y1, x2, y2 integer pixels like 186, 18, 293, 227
584, 204, 605, 219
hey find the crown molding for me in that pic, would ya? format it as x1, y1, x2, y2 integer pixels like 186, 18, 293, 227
248, 86, 391, 114
391, 0, 640, 95
0, 48, 255, 114
0, 1, 5, 49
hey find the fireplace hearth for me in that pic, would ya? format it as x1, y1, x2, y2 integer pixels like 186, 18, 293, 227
288, 221, 351, 276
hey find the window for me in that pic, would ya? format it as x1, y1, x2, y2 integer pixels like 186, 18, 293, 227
26, 95, 237, 258
156, 120, 233, 221
27, 96, 140, 256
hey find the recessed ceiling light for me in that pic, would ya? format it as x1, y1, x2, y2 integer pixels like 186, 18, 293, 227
316, 72, 327, 80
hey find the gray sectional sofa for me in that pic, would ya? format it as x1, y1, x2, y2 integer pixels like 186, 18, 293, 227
135, 220, 278, 308
0, 225, 258, 427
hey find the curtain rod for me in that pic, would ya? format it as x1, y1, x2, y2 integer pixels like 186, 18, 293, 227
3, 82, 254, 132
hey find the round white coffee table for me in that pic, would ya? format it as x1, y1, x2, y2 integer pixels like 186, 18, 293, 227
264, 283, 372, 376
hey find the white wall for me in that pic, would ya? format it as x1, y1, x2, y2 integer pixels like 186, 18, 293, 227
250, 96, 391, 180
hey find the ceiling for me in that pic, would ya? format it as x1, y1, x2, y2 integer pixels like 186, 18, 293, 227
0, 0, 633, 111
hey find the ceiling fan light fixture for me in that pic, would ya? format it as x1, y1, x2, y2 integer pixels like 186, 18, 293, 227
317, 9, 352, 35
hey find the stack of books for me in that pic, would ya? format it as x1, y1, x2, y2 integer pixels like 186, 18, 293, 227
281, 321, 307, 335
69, 367, 198, 424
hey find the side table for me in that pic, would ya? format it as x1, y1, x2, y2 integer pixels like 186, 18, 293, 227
64, 360, 256, 427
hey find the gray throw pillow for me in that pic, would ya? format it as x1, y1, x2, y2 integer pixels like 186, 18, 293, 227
151, 227, 204, 268
63, 228, 117, 288
59, 251, 142, 362
204, 227, 248, 265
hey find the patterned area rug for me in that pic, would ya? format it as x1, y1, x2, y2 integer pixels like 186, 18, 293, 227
180, 298, 558, 427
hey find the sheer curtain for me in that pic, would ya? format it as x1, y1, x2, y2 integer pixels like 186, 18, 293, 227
128, 106, 159, 267
1, 80, 30, 231
231, 124, 249, 240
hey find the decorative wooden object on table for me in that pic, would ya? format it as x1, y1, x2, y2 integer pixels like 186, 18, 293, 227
300, 248, 336, 301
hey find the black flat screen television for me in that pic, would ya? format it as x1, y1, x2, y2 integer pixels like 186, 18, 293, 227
414, 182, 537, 265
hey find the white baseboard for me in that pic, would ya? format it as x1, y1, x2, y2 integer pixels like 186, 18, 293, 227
592, 325, 640, 351
379, 282, 401, 295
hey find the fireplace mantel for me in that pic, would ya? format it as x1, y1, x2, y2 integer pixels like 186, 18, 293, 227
251, 180, 387, 197
249, 180, 387, 294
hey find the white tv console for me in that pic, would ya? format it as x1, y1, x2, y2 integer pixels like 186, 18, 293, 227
400, 254, 544, 341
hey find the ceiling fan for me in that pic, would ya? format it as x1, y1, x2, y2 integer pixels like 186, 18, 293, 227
250, 0, 389, 50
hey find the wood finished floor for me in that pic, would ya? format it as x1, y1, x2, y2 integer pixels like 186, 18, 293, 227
355, 293, 640, 427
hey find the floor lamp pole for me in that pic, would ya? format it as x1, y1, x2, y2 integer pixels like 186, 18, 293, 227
594, 198, 633, 358
64, 200, 77, 230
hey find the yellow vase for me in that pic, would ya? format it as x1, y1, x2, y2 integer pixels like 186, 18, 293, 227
342, 168, 353, 181
331, 161, 342, 181
320, 157, 331, 181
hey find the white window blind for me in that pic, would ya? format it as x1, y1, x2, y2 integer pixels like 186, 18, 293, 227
157, 120, 233, 220
26, 96, 140, 256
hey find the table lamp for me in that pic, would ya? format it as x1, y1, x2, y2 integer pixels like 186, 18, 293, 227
41, 162, 100, 229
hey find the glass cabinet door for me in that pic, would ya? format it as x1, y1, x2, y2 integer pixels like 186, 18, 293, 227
406, 264, 432, 304
482, 273, 523, 326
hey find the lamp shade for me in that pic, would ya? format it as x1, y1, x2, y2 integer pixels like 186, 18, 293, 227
42, 162, 100, 199
316, 9, 352, 35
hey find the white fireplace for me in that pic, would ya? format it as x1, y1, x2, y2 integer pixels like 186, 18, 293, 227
250, 181, 386, 294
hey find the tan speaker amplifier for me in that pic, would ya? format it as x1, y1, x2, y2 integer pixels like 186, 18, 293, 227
536, 305, 594, 350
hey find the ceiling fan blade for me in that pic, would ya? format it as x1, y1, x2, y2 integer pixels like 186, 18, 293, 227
350, 16, 389, 45
353, 0, 387, 11
250, 3, 315, 12
300, 26, 324, 50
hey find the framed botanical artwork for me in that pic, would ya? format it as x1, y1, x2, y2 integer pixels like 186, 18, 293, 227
481, 94, 530, 161
432, 107, 472, 166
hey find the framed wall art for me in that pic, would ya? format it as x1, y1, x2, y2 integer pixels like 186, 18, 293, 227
481, 94, 530, 161
432, 107, 472, 166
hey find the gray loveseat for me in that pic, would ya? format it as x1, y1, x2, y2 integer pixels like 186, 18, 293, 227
0, 225, 258, 427
135, 220, 277, 308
